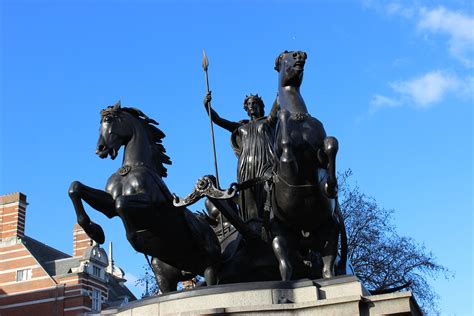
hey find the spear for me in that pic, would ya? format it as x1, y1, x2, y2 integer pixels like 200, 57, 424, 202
202, 50, 220, 188
202, 50, 226, 238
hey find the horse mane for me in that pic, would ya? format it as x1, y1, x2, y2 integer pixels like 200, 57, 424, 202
274, 50, 289, 72
120, 107, 172, 177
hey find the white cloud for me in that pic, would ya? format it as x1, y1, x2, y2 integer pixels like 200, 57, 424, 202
367, 3, 474, 67
385, 2, 415, 18
366, 4, 474, 112
370, 94, 400, 109
390, 70, 460, 107
370, 70, 473, 111
418, 6, 474, 67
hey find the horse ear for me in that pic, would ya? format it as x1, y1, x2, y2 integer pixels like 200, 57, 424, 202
113, 100, 121, 109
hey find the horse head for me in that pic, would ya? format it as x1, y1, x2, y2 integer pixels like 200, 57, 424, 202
96, 101, 171, 177
274, 50, 307, 88
96, 101, 132, 160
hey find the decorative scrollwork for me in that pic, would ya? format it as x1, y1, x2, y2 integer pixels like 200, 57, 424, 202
173, 175, 236, 207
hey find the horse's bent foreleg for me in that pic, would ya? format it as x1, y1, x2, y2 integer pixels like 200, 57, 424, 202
277, 109, 298, 182
323, 137, 338, 198
68, 181, 116, 244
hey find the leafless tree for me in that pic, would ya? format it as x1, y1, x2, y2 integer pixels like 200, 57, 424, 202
338, 169, 450, 313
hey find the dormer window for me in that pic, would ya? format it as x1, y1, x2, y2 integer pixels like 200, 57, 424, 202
16, 268, 32, 281
92, 265, 101, 278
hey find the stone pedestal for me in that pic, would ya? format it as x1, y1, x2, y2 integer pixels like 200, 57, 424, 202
95, 276, 421, 315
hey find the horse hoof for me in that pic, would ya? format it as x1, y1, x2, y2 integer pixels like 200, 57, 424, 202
204, 266, 218, 286
322, 268, 334, 279
84, 222, 105, 244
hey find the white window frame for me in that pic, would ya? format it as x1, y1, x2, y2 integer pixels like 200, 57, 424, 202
92, 289, 101, 311
16, 268, 32, 281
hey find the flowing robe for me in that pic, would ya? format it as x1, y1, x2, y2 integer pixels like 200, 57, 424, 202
231, 117, 275, 221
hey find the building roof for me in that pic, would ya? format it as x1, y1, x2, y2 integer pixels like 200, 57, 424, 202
21, 235, 136, 303
107, 275, 137, 305
0, 191, 136, 309
44, 257, 81, 276
22, 235, 72, 274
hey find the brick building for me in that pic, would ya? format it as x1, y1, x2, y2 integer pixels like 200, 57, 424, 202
0, 192, 136, 315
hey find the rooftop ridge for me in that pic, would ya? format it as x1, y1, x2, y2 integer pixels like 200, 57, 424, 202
22, 235, 71, 258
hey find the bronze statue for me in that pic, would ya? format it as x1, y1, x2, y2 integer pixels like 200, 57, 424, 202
203, 93, 278, 223
271, 51, 345, 280
177, 51, 347, 283
69, 50, 348, 293
68, 102, 221, 292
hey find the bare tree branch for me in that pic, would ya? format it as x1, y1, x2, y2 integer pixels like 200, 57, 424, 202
338, 170, 450, 313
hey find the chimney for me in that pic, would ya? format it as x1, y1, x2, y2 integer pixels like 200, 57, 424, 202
0, 192, 28, 241
73, 223, 93, 257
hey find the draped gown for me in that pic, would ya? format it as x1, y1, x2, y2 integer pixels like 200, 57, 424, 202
231, 117, 276, 222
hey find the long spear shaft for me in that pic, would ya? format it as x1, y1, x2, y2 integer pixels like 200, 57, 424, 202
202, 50, 220, 188
202, 50, 225, 238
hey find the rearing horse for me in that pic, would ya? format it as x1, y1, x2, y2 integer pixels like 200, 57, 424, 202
68, 102, 221, 292
271, 51, 345, 280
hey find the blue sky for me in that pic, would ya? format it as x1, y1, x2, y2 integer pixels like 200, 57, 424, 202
1, 0, 472, 313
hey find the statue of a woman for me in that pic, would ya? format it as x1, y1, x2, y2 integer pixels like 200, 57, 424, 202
203, 93, 278, 222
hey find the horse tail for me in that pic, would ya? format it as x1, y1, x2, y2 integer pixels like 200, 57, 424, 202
335, 199, 347, 275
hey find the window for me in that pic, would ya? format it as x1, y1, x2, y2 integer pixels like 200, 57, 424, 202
92, 265, 101, 278
16, 269, 32, 281
92, 289, 101, 311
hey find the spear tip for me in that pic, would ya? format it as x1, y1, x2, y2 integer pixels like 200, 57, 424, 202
202, 49, 209, 71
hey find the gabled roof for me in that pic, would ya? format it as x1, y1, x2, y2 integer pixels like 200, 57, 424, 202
22, 235, 71, 276
21, 235, 136, 302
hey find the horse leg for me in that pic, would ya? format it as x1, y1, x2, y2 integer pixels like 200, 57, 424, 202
204, 266, 218, 286
68, 181, 116, 244
323, 136, 338, 198
277, 109, 298, 182
272, 235, 293, 281
319, 222, 339, 279
151, 257, 180, 293
334, 200, 347, 275
115, 194, 153, 253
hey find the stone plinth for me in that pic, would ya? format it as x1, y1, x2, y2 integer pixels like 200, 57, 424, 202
94, 276, 421, 315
